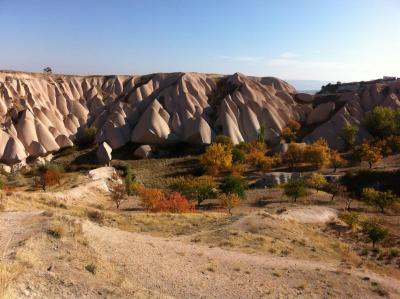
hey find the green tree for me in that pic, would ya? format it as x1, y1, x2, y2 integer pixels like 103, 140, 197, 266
257, 124, 266, 144
362, 188, 398, 213
284, 179, 308, 202
341, 123, 357, 149
364, 106, 399, 138
361, 218, 388, 248
307, 173, 327, 192
220, 175, 248, 199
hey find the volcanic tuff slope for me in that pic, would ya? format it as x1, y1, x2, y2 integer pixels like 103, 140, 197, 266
1, 70, 400, 165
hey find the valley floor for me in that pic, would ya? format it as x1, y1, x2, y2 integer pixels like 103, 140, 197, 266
1, 159, 400, 298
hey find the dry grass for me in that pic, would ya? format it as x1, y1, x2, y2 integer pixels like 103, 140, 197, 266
0, 261, 23, 299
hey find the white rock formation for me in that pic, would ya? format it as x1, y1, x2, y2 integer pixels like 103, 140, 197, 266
0, 71, 399, 166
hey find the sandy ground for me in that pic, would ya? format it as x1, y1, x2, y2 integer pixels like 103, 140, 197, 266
82, 220, 400, 299
0, 211, 45, 260
278, 206, 338, 223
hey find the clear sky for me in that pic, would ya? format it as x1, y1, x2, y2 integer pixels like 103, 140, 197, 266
0, 0, 399, 82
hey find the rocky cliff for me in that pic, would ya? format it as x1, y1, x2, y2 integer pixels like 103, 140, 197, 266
0, 70, 399, 165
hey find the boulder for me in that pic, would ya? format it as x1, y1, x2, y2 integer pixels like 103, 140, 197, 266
133, 145, 152, 159
97, 142, 112, 165
323, 174, 344, 182
295, 93, 314, 103
307, 102, 335, 125
257, 172, 303, 187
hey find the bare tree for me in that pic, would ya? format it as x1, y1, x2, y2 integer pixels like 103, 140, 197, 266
43, 67, 53, 74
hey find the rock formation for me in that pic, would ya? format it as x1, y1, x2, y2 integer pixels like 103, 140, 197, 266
0, 70, 399, 165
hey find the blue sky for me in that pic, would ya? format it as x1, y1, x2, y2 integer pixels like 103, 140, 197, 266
0, 0, 399, 83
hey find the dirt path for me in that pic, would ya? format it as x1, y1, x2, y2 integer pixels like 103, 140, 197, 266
83, 221, 400, 299
0, 211, 45, 260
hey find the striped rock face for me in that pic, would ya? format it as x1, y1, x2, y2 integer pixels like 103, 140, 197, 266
0, 71, 399, 165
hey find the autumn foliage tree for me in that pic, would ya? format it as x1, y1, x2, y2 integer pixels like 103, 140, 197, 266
218, 193, 240, 215
307, 173, 327, 192
109, 183, 127, 209
153, 192, 194, 213
281, 119, 301, 143
303, 138, 330, 169
200, 143, 232, 176
137, 187, 165, 211
352, 142, 382, 168
281, 142, 305, 170
39, 165, 63, 191
330, 150, 344, 172
324, 182, 347, 201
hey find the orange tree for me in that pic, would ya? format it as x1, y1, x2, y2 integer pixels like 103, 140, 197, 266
303, 138, 330, 169
330, 149, 344, 172
281, 142, 305, 170
218, 193, 240, 215
200, 143, 232, 176
352, 142, 382, 168
281, 119, 301, 143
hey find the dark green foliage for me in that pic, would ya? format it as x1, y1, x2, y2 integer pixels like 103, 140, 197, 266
169, 176, 217, 206
232, 147, 245, 164
124, 164, 136, 196
76, 126, 98, 147
215, 135, 233, 147
341, 123, 357, 149
341, 170, 400, 197
257, 124, 266, 144
220, 175, 248, 199
283, 178, 308, 202
361, 218, 388, 248
364, 106, 400, 138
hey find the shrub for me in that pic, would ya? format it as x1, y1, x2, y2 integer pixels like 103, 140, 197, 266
85, 263, 97, 275
40, 168, 62, 191
75, 126, 97, 147
352, 142, 382, 168
339, 211, 359, 230
220, 175, 248, 199
330, 150, 344, 172
324, 182, 347, 201
281, 119, 301, 143
303, 139, 330, 169
283, 179, 308, 202
307, 173, 327, 192
124, 164, 136, 196
153, 192, 194, 213
341, 123, 357, 149
232, 147, 245, 164
361, 218, 388, 248
230, 163, 246, 176
246, 148, 272, 171
218, 193, 240, 215
257, 124, 266, 144
86, 210, 104, 223
200, 143, 232, 176
215, 135, 233, 147
362, 187, 398, 213
0, 179, 3, 190
169, 176, 217, 206
137, 187, 165, 211
281, 142, 305, 170
109, 183, 127, 209
364, 106, 400, 138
